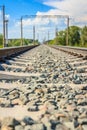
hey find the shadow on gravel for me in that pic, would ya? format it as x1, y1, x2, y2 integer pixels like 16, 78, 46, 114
0, 64, 5, 71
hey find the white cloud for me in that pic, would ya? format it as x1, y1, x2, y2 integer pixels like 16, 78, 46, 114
0, 10, 10, 20
0, 13, 10, 26
12, 13, 66, 41
0, 10, 1, 16
22, 17, 49, 26
5, 0, 87, 40
41, 0, 87, 26
0, 11, 2, 32
5, 14, 10, 20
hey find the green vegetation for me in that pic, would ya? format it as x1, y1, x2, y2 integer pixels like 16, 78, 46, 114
68, 26, 81, 46
48, 25, 87, 48
0, 34, 3, 48
0, 25, 87, 48
8, 39, 21, 47
0, 34, 39, 48
81, 26, 87, 47
8, 39, 39, 47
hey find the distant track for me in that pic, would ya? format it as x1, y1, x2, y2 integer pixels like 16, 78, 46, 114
50, 45, 87, 59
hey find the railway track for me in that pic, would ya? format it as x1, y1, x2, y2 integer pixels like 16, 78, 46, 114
50, 45, 87, 60
0, 45, 87, 130
0, 45, 38, 60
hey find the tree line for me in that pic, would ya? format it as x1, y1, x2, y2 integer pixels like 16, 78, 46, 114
48, 25, 87, 47
0, 25, 87, 48
0, 36, 39, 48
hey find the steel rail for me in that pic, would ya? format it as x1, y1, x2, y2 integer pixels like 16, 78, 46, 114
0, 45, 39, 60
54, 45, 87, 51
49, 45, 87, 59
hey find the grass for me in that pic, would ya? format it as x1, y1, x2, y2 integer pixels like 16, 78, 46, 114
0, 45, 3, 48
73, 43, 87, 48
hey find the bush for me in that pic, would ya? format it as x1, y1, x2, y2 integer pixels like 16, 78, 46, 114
0, 34, 3, 47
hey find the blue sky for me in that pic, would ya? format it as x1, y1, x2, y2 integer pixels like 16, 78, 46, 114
0, 0, 53, 19
0, 0, 56, 41
0, 0, 87, 42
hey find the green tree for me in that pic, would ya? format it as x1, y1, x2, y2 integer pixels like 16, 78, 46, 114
0, 34, 3, 47
81, 26, 87, 46
47, 30, 66, 45
68, 26, 81, 46
56, 30, 66, 45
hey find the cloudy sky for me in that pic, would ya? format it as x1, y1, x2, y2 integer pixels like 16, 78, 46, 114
0, 0, 87, 42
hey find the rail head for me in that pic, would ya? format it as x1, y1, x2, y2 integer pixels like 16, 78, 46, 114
49, 45, 87, 59
54, 45, 87, 51
0, 45, 39, 60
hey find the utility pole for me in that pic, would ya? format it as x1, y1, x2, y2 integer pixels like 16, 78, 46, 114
55, 27, 58, 37
21, 17, 23, 46
33, 25, 35, 45
48, 31, 49, 44
37, 33, 39, 43
55, 27, 58, 44
2, 5, 5, 48
66, 16, 69, 46
5, 19, 8, 47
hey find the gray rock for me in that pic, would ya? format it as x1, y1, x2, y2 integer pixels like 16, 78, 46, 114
29, 94, 36, 100
82, 125, 87, 130
53, 74, 59, 79
77, 68, 85, 73
50, 120, 60, 130
24, 125, 31, 130
9, 92, 19, 100
79, 118, 87, 125
1, 117, 20, 127
20, 95, 28, 105
73, 117, 79, 128
64, 122, 74, 130
0, 99, 12, 107
23, 116, 35, 125
28, 105, 39, 111
0, 65, 5, 71
44, 121, 52, 130
81, 86, 87, 90
78, 99, 87, 106
73, 79, 81, 84
31, 123, 46, 130
15, 125, 24, 130
55, 124, 70, 130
